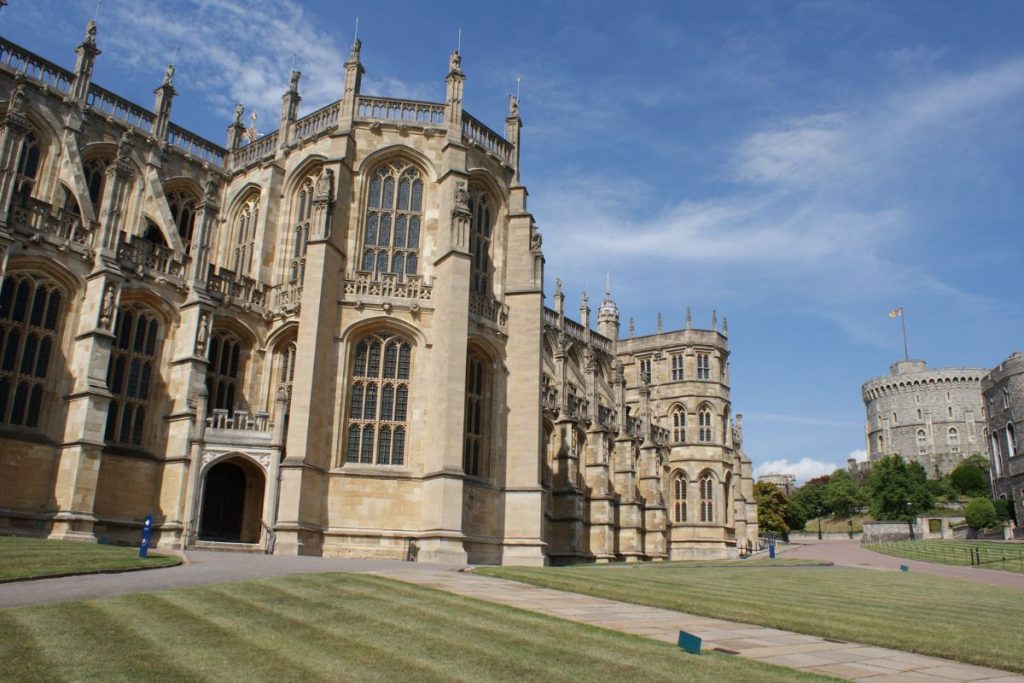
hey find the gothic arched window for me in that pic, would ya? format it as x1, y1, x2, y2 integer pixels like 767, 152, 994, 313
0, 274, 63, 428
345, 332, 411, 466
83, 157, 109, 213
947, 427, 959, 451
233, 193, 259, 275
207, 330, 245, 413
672, 472, 687, 523
12, 131, 41, 209
463, 350, 489, 477
916, 428, 927, 453
699, 473, 715, 523
468, 185, 492, 295
167, 191, 197, 249
877, 433, 884, 453
360, 161, 423, 282
698, 406, 713, 443
671, 406, 685, 444
291, 178, 314, 285
696, 353, 710, 380
105, 306, 161, 447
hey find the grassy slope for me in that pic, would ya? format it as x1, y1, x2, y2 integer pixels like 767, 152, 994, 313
479, 562, 1024, 673
0, 536, 179, 581
0, 573, 835, 683
866, 540, 1024, 573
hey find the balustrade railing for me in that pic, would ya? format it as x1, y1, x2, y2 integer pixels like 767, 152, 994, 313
86, 83, 155, 133
344, 271, 431, 300
462, 113, 513, 162
231, 131, 279, 170
273, 283, 303, 312
543, 307, 613, 355
167, 123, 227, 166
468, 293, 508, 327
292, 101, 340, 142
9, 197, 95, 248
117, 234, 187, 281
355, 96, 446, 125
206, 409, 273, 432
206, 266, 267, 310
0, 38, 73, 93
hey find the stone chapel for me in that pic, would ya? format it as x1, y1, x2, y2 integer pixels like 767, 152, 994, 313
0, 22, 758, 564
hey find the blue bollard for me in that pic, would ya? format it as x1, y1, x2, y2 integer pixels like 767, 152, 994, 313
769, 541, 776, 559
139, 514, 153, 558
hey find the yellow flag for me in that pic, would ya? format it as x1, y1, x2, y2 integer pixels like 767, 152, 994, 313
888, 307, 903, 319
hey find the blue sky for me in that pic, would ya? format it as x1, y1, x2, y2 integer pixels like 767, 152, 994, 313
6, 0, 1024, 481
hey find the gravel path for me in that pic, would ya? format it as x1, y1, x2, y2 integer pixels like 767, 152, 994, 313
782, 540, 1024, 589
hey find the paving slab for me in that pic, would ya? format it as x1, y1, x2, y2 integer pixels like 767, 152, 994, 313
371, 566, 1024, 683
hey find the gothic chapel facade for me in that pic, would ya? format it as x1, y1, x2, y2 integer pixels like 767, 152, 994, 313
0, 23, 757, 564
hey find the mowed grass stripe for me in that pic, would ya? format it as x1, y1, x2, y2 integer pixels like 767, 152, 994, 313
479, 564, 1024, 672
0, 572, 837, 683
0, 536, 179, 580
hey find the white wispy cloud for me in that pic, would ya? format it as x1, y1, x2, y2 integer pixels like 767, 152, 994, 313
754, 457, 841, 483
847, 449, 867, 463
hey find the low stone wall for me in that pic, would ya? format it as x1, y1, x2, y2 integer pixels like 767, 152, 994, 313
861, 521, 924, 543
788, 531, 862, 543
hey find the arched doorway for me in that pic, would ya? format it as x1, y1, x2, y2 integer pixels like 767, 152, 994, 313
199, 457, 265, 543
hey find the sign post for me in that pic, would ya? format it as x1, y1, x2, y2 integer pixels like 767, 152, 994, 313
139, 514, 153, 558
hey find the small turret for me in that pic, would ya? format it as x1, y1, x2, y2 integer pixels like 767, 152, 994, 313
553, 277, 564, 316
596, 276, 620, 341
580, 291, 590, 329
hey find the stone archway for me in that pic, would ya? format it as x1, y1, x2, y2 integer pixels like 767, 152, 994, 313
198, 457, 265, 543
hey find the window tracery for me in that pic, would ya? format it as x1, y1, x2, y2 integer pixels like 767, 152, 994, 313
468, 185, 492, 295
0, 274, 63, 428
207, 331, 245, 412
233, 193, 259, 275
671, 406, 685, 443
672, 472, 687, 523
12, 131, 40, 209
167, 191, 197, 249
345, 332, 411, 466
699, 473, 714, 523
360, 161, 423, 282
696, 353, 710, 380
698, 406, 713, 443
671, 353, 684, 381
290, 178, 314, 285
105, 306, 161, 447
83, 157, 109, 212
463, 350, 489, 477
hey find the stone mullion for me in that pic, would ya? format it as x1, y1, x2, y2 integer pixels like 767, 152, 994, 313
0, 84, 30, 229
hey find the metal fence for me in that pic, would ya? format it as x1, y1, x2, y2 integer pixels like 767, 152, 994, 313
866, 540, 1024, 573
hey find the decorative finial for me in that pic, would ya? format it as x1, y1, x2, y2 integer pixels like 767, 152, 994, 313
629, 318, 635, 337
657, 312, 663, 334
711, 309, 718, 329
685, 307, 692, 330
723, 317, 728, 334
581, 291, 589, 308
604, 273, 611, 297
554, 277, 563, 297
245, 110, 260, 142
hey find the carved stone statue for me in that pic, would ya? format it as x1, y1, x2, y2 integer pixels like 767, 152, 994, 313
315, 168, 335, 202
195, 312, 209, 354
117, 129, 133, 158
449, 49, 461, 73
163, 63, 174, 85
530, 229, 542, 250
454, 181, 469, 211
84, 20, 97, 46
508, 94, 519, 117
233, 103, 244, 125
204, 179, 218, 201
349, 38, 362, 62
99, 283, 115, 329
289, 70, 301, 91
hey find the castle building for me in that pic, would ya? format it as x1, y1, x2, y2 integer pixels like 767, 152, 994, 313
982, 352, 1022, 527
0, 23, 758, 564
862, 360, 987, 477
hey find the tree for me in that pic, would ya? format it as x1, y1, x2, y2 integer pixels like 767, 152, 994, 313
992, 498, 1013, 523
791, 475, 830, 519
754, 482, 790, 536
950, 455, 990, 498
785, 498, 808, 531
823, 469, 866, 517
868, 455, 935, 521
964, 497, 998, 530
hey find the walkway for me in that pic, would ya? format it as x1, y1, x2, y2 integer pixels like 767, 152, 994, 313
782, 540, 1024, 590
3, 550, 1022, 681
373, 566, 1024, 682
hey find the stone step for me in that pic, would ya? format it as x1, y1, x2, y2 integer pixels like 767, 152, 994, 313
191, 540, 264, 554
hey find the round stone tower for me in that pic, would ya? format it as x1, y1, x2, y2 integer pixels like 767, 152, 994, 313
862, 360, 987, 477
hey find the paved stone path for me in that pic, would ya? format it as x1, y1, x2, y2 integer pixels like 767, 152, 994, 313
782, 540, 1024, 590
2, 550, 1022, 681
372, 566, 1024, 682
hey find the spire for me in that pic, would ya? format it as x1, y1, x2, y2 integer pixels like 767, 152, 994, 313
445, 47, 465, 141
70, 18, 101, 102
152, 63, 177, 141
505, 92, 522, 183
580, 290, 590, 329
685, 307, 692, 330
629, 318, 635, 337
279, 69, 302, 147
656, 312, 663, 334
339, 35, 364, 130
596, 275, 620, 341
553, 277, 564, 315
226, 103, 245, 150
711, 309, 718, 330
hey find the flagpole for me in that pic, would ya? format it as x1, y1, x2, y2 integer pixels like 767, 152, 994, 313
901, 308, 909, 360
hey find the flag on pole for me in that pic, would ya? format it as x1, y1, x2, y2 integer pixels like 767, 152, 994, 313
888, 307, 903, 319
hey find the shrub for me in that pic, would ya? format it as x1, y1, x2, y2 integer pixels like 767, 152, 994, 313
950, 460, 989, 498
964, 497, 998, 530
992, 498, 1013, 523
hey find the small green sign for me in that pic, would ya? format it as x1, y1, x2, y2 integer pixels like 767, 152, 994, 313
900, 564, 909, 572
677, 630, 701, 655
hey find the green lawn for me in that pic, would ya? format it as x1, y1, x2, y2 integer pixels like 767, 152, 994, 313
0, 573, 835, 683
866, 540, 1024, 574
0, 536, 179, 581
478, 560, 1024, 673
